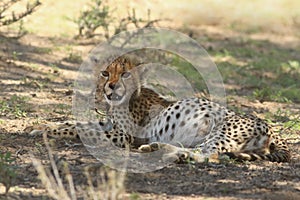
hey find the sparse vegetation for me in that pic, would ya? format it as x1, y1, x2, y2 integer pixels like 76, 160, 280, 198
0, 151, 17, 194
0, 0, 299, 199
253, 88, 291, 103
171, 54, 207, 92
212, 40, 300, 103
129, 193, 141, 200
0, 0, 41, 27
63, 51, 83, 64
72, 0, 161, 39
0, 0, 41, 37
54, 104, 72, 115
0, 95, 30, 118
72, 0, 112, 38
31, 134, 126, 200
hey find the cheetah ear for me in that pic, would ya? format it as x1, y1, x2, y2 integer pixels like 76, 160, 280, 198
135, 63, 150, 85
122, 54, 144, 68
126, 62, 148, 97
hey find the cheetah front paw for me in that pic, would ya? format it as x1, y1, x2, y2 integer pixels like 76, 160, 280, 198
138, 142, 191, 163
26, 124, 48, 137
138, 142, 161, 152
164, 149, 220, 163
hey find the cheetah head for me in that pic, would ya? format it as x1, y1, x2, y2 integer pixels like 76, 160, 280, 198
95, 55, 142, 106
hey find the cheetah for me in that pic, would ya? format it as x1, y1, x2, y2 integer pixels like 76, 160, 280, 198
35, 55, 291, 163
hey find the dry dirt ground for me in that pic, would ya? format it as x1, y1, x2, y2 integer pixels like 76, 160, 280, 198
0, 28, 299, 200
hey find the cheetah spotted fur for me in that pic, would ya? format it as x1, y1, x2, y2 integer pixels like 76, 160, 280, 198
36, 55, 291, 163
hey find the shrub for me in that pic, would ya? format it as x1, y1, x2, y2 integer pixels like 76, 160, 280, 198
0, 0, 41, 27
73, 0, 161, 39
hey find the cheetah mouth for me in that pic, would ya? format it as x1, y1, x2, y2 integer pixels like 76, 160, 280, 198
107, 93, 123, 101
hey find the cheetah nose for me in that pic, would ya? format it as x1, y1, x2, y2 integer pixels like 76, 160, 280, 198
109, 83, 116, 89
109, 83, 120, 90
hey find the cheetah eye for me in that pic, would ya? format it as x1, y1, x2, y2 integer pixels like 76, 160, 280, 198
121, 72, 131, 79
101, 71, 109, 78
120, 62, 126, 67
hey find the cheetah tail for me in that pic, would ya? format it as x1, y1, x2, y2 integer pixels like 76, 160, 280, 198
222, 150, 291, 163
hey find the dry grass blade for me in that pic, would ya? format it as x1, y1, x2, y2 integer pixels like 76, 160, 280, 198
30, 133, 73, 200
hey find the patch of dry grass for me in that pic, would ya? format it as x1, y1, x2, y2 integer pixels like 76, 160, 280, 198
159, 0, 300, 32
5, 0, 300, 37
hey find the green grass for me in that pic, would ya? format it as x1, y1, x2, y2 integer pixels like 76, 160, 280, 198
0, 95, 30, 119
130, 193, 141, 200
63, 51, 82, 63
210, 38, 300, 103
54, 103, 72, 115
33, 47, 53, 54
11, 51, 23, 60
265, 108, 300, 139
171, 55, 207, 93
0, 151, 17, 194
143, 36, 299, 104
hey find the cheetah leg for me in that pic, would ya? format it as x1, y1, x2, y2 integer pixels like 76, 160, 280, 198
28, 120, 112, 139
138, 142, 219, 163
28, 121, 78, 138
